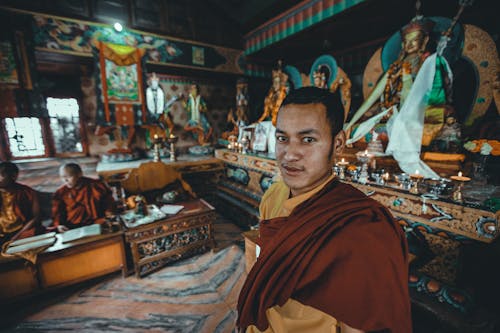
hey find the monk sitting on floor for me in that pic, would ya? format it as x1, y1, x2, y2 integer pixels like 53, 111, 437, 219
0, 162, 40, 244
51, 163, 115, 232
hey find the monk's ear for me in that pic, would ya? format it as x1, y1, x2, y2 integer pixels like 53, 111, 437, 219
333, 130, 346, 156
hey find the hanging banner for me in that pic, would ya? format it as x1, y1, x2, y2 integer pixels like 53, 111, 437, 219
94, 41, 146, 126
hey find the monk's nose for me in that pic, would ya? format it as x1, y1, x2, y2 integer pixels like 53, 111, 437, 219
283, 142, 302, 161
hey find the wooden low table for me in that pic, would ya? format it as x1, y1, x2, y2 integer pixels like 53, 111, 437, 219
122, 199, 216, 277
0, 231, 126, 303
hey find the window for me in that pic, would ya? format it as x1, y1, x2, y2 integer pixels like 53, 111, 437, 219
1, 97, 85, 160
4, 117, 46, 158
47, 97, 83, 154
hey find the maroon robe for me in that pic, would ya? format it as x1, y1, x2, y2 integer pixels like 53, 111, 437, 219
52, 177, 115, 228
237, 179, 411, 332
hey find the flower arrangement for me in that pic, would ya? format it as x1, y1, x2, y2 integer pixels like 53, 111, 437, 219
463, 140, 500, 156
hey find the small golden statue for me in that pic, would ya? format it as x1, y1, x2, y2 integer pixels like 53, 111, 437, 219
257, 61, 288, 126
222, 79, 249, 140
309, 56, 352, 121
313, 66, 329, 89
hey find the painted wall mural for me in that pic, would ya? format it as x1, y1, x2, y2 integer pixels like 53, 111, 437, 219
31, 14, 244, 74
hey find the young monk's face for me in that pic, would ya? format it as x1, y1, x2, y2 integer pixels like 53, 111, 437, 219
60, 168, 81, 189
276, 103, 344, 197
0, 172, 16, 188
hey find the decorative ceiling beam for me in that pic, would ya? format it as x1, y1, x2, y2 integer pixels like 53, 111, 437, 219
244, 0, 367, 55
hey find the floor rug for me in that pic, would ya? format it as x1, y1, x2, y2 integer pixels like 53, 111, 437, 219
3, 214, 246, 333
7, 245, 245, 333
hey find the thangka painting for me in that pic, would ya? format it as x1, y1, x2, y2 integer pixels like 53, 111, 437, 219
105, 60, 140, 103
94, 41, 147, 126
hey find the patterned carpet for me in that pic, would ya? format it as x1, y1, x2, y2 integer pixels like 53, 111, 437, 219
2, 215, 246, 333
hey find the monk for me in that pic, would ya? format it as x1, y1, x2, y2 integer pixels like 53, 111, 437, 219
237, 87, 411, 332
0, 162, 40, 244
51, 163, 115, 232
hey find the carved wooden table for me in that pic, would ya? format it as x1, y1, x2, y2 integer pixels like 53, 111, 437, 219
122, 199, 216, 277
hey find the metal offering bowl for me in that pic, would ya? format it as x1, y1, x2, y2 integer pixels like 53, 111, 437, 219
395, 173, 412, 190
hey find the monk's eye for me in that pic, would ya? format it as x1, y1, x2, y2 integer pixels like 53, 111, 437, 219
276, 135, 288, 143
302, 137, 316, 143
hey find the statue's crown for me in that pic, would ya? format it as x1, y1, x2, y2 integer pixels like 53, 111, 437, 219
272, 61, 288, 84
401, 18, 433, 37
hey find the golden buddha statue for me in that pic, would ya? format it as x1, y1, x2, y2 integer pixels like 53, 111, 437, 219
257, 64, 288, 126
381, 19, 433, 114
310, 59, 352, 121
344, 17, 453, 178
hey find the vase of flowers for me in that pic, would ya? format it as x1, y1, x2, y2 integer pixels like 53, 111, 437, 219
464, 140, 500, 184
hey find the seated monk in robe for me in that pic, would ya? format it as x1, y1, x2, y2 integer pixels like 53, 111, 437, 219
237, 87, 411, 333
0, 162, 40, 244
51, 163, 115, 232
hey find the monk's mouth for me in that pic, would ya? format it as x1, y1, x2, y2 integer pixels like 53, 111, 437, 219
282, 165, 304, 175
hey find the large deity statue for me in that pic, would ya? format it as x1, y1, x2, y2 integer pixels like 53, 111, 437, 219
343, 0, 500, 178
257, 62, 288, 126
344, 15, 457, 178
381, 20, 434, 114
184, 84, 213, 145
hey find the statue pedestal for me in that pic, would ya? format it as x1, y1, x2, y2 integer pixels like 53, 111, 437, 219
339, 147, 464, 177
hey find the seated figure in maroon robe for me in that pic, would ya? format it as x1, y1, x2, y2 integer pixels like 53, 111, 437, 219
237, 87, 411, 333
51, 163, 115, 232
0, 162, 40, 244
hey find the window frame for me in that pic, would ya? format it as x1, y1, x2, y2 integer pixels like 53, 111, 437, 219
45, 95, 89, 158
0, 95, 89, 160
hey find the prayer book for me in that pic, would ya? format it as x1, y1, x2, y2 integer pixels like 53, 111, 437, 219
60, 224, 102, 244
6, 234, 57, 254
9, 232, 56, 247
